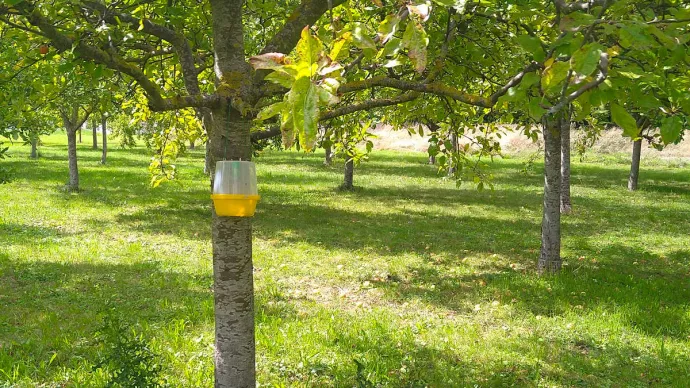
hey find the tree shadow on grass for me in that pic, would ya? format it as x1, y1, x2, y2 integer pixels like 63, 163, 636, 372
255, 296, 690, 386
0, 223, 78, 247
370, 242, 690, 341
0, 257, 215, 379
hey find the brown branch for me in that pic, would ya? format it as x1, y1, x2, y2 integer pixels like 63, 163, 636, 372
15, 1, 217, 112
489, 61, 543, 104
321, 92, 420, 120
251, 92, 420, 141
82, 1, 201, 97
338, 76, 493, 107
338, 61, 541, 109
260, 0, 347, 55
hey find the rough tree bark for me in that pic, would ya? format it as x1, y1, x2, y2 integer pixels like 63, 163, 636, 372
92, 120, 98, 149
30, 137, 38, 159
101, 115, 107, 165
560, 120, 572, 214
341, 157, 354, 190
628, 138, 642, 191
207, 0, 256, 386
207, 104, 255, 388
538, 116, 563, 273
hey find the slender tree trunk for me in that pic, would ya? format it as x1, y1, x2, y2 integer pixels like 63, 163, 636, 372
78, 128, 82, 143
207, 104, 255, 387
341, 157, 354, 190
324, 145, 333, 165
447, 132, 458, 175
92, 121, 98, 149
66, 129, 79, 192
628, 139, 642, 191
190, 139, 196, 150
560, 121, 572, 214
101, 116, 107, 165
538, 117, 562, 273
428, 154, 436, 165
30, 137, 38, 159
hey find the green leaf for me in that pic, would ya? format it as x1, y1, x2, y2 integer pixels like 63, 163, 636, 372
352, 23, 377, 50
264, 70, 294, 88
402, 20, 429, 74
570, 43, 602, 76
610, 103, 638, 138
516, 35, 544, 61
256, 101, 285, 121
378, 14, 400, 44
528, 98, 546, 121
660, 116, 683, 144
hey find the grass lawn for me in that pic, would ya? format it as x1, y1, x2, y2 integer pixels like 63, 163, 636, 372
1, 132, 689, 387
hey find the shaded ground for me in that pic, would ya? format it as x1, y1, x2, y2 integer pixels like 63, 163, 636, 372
0, 132, 689, 386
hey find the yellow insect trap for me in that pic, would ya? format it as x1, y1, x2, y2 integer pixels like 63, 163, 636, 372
211, 161, 260, 217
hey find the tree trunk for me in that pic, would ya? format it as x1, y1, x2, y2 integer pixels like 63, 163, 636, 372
428, 154, 436, 165
190, 139, 196, 150
101, 116, 107, 165
447, 132, 458, 175
66, 129, 79, 191
538, 117, 562, 274
628, 139, 642, 191
341, 157, 354, 190
207, 104, 255, 388
30, 137, 38, 159
204, 145, 211, 175
560, 121, 572, 214
324, 145, 333, 165
92, 121, 98, 149
78, 128, 82, 143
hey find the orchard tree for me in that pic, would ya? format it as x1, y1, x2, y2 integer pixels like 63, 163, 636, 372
3, 0, 690, 387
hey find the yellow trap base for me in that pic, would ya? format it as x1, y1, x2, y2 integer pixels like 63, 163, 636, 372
211, 194, 260, 217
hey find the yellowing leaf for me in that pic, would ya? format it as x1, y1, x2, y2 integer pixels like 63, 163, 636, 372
296, 26, 322, 66
541, 61, 570, 92
289, 77, 319, 151
402, 21, 429, 74
249, 53, 289, 70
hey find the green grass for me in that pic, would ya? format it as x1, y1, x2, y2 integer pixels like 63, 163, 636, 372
1, 132, 689, 387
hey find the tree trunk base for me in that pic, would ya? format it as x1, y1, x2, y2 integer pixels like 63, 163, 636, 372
537, 258, 562, 274
560, 203, 572, 214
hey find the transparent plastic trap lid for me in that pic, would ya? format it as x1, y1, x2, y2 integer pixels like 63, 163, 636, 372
213, 161, 258, 195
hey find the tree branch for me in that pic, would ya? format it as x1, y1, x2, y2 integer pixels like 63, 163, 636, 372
321, 92, 420, 120
547, 52, 609, 115
260, 0, 347, 55
552, 0, 608, 14
83, 1, 202, 96
14, 1, 217, 112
